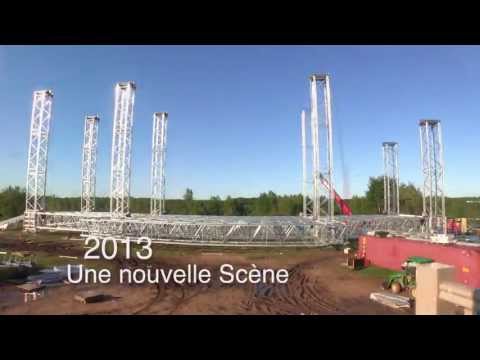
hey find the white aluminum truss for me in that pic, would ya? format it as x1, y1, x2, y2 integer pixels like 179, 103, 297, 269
419, 119, 446, 234
24, 90, 54, 232
81, 115, 100, 212
35, 213, 423, 246
21, 77, 427, 247
382, 142, 400, 215
301, 109, 313, 217
110, 82, 136, 217
151, 112, 168, 215
310, 74, 334, 221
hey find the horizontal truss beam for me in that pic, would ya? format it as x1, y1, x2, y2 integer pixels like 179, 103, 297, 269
32, 212, 423, 247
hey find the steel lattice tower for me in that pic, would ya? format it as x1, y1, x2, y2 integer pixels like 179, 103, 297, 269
24, 90, 54, 231
310, 74, 334, 220
110, 81, 136, 216
382, 142, 400, 215
419, 119, 446, 234
301, 109, 313, 217
81, 115, 100, 212
151, 112, 169, 216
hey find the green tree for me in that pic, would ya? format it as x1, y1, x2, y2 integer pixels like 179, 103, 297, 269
254, 192, 270, 215
254, 191, 279, 215
183, 188, 193, 201
0, 186, 26, 220
192, 200, 207, 215
365, 176, 384, 214
278, 195, 302, 215
399, 183, 422, 215
183, 188, 194, 213
207, 196, 223, 215
224, 196, 235, 215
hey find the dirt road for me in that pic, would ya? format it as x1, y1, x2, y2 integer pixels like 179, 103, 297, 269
0, 231, 406, 315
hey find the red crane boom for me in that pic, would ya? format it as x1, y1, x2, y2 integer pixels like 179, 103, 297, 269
319, 174, 352, 216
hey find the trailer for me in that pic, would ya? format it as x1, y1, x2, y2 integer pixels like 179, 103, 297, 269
357, 234, 480, 288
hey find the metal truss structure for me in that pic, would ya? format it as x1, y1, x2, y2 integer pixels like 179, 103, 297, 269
24, 90, 54, 232
34, 212, 423, 246
301, 109, 313, 217
335, 214, 423, 240
419, 119, 446, 234
20, 78, 427, 246
310, 74, 334, 221
110, 82, 136, 217
151, 112, 168, 216
81, 115, 100, 212
382, 142, 400, 215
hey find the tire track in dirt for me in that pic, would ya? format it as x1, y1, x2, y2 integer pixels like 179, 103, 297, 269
109, 255, 346, 315
113, 257, 163, 315
132, 284, 162, 315
165, 269, 241, 314
243, 258, 347, 315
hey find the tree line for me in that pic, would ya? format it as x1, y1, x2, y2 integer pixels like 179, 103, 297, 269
1, 178, 480, 221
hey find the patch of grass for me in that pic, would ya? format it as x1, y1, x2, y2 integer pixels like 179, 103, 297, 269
32, 254, 70, 269
357, 266, 397, 279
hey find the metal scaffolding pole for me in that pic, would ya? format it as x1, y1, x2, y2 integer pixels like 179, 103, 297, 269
81, 115, 100, 212
24, 90, 54, 232
151, 112, 169, 216
301, 110, 309, 217
310, 79, 320, 219
309, 74, 334, 220
110, 81, 136, 217
419, 119, 446, 234
382, 142, 400, 215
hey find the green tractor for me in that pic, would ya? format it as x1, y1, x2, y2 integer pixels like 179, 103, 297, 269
382, 256, 434, 299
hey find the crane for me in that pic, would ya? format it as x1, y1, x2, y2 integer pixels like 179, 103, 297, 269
319, 174, 352, 216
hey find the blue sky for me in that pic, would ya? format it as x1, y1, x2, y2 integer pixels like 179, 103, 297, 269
0, 45, 478, 199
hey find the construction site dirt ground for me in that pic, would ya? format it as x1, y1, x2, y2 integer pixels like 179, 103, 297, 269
0, 231, 409, 315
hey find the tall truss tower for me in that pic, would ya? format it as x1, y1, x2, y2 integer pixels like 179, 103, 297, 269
110, 81, 136, 216
301, 109, 313, 217
309, 74, 334, 220
419, 119, 446, 234
81, 115, 100, 212
24, 90, 54, 231
151, 112, 169, 216
382, 142, 400, 215
300, 110, 312, 216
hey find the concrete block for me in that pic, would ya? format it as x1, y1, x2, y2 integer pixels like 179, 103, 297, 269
416, 262, 456, 315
